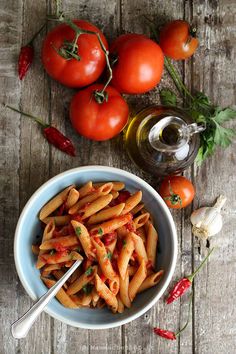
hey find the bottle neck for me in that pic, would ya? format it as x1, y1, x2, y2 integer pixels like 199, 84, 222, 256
148, 116, 205, 152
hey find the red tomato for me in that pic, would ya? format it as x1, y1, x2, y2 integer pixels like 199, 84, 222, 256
159, 176, 195, 209
69, 84, 129, 141
110, 34, 164, 94
159, 20, 199, 60
42, 20, 108, 88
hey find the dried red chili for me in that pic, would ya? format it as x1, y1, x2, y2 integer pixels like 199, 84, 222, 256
18, 24, 45, 80
6, 105, 76, 157
154, 293, 193, 340
166, 248, 214, 304
153, 328, 176, 340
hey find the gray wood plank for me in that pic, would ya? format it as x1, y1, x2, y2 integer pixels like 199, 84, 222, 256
191, 1, 236, 354
0, 1, 23, 353
16, 1, 52, 353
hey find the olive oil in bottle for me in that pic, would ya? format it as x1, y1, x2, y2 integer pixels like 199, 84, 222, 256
124, 106, 205, 176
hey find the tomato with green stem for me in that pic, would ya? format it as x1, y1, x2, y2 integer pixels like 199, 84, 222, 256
42, 19, 108, 88
159, 176, 195, 209
159, 20, 199, 60
69, 83, 129, 141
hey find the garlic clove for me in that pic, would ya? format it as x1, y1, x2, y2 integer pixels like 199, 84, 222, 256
190, 195, 226, 239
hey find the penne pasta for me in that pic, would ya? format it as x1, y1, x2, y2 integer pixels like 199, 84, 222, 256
136, 226, 146, 244
41, 277, 79, 308
80, 194, 113, 220
39, 235, 79, 250
94, 274, 118, 313
105, 238, 117, 255
40, 250, 82, 265
33, 181, 163, 314
119, 270, 131, 308
121, 191, 142, 215
117, 294, 125, 313
130, 203, 145, 215
39, 185, 74, 220
94, 181, 125, 191
128, 259, 147, 302
131, 232, 148, 264
36, 220, 55, 269
42, 215, 71, 226
138, 270, 164, 293
71, 220, 95, 259
107, 275, 120, 295
91, 287, 100, 307
65, 188, 80, 209
110, 190, 119, 199
78, 181, 94, 198
117, 233, 135, 280
68, 190, 108, 215
87, 203, 125, 225
41, 263, 61, 276
146, 222, 158, 268
133, 212, 150, 229
66, 266, 97, 295
91, 237, 117, 280
90, 213, 132, 237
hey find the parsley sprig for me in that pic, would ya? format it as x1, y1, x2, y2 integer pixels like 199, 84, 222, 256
160, 57, 236, 164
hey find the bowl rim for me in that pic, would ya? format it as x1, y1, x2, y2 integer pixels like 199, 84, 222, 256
14, 165, 178, 329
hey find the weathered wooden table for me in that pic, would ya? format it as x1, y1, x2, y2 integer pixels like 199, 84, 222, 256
1, 0, 235, 353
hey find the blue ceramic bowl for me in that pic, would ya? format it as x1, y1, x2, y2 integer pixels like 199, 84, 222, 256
14, 166, 177, 329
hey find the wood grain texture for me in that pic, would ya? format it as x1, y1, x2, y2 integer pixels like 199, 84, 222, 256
0, 0, 235, 353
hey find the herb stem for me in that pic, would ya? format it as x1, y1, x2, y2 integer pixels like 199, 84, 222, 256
164, 57, 195, 101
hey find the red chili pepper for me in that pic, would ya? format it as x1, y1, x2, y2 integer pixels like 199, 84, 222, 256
18, 24, 45, 80
44, 126, 76, 156
166, 248, 214, 304
166, 277, 191, 304
154, 293, 193, 340
153, 328, 176, 340
6, 106, 76, 157
18, 45, 34, 80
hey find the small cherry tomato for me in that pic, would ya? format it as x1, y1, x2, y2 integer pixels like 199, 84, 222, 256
110, 34, 164, 94
159, 20, 199, 60
69, 83, 129, 141
159, 176, 195, 209
42, 20, 108, 88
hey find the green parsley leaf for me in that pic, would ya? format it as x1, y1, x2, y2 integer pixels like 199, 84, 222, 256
75, 227, 81, 237
82, 284, 93, 295
85, 266, 93, 276
213, 108, 236, 124
160, 88, 177, 106
106, 251, 112, 260
122, 239, 127, 247
98, 228, 103, 236
50, 249, 56, 255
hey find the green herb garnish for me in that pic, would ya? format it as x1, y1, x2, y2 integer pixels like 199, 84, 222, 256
85, 266, 93, 276
82, 284, 93, 295
98, 227, 103, 236
159, 58, 236, 165
122, 239, 127, 247
75, 227, 81, 237
106, 251, 112, 260
50, 249, 56, 255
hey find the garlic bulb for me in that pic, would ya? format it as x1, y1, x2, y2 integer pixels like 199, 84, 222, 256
190, 195, 227, 239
